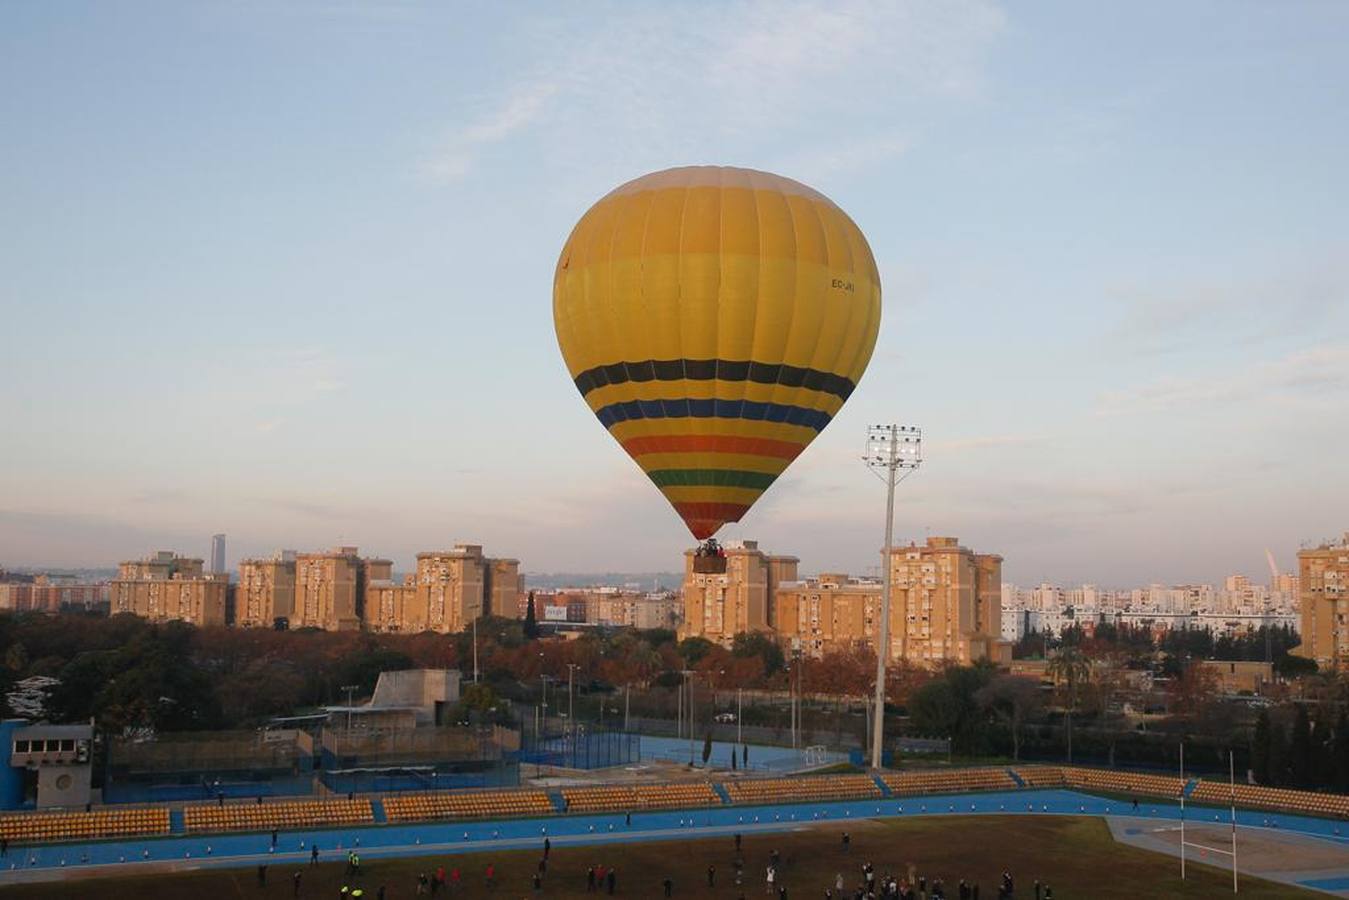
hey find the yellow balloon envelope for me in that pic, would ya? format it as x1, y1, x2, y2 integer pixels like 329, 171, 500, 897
553, 166, 881, 539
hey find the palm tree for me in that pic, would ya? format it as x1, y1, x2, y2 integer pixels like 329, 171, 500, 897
1047, 646, 1091, 763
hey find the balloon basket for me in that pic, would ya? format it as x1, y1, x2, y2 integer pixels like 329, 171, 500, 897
692, 556, 727, 575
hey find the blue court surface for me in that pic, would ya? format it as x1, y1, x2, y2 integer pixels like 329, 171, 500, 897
3, 788, 1349, 884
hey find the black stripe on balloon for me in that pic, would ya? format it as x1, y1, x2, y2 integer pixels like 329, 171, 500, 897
574, 359, 855, 401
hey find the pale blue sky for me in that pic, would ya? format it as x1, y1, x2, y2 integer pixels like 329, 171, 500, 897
2, 2, 1346, 586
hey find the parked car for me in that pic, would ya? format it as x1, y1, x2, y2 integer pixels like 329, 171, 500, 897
713, 712, 736, 723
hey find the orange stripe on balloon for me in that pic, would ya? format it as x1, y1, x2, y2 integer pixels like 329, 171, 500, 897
623, 435, 804, 460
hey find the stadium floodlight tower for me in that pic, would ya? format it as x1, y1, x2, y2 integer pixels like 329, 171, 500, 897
863, 424, 922, 770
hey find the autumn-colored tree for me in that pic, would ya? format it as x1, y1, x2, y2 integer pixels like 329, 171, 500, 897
1167, 660, 1221, 718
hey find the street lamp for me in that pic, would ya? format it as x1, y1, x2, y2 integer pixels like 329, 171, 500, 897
862, 424, 922, 770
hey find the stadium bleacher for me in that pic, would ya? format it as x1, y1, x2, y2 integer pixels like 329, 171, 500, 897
383, 789, 554, 822
9, 765, 1349, 848
562, 782, 720, 813
1190, 781, 1349, 818
1013, 766, 1066, 788
0, 807, 169, 845
1058, 766, 1186, 799
883, 767, 1017, 796
725, 774, 881, 805
182, 798, 372, 834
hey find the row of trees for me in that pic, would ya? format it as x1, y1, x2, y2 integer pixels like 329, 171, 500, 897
8, 610, 1349, 793
0, 611, 913, 734
1252, 706, 1349, 792
1013, 622, 1304, 671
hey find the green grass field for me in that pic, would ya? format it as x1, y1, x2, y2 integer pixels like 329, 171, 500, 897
1, 815, 1314, 898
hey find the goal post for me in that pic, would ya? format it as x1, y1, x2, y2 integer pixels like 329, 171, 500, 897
1180, 744, 1238, 893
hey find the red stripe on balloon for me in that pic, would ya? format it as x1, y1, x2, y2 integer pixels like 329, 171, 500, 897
673, 502, 752, 540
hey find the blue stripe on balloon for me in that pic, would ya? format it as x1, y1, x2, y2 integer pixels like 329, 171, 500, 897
594, 398, 832, 432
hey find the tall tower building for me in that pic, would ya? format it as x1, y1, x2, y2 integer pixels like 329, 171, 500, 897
236, 552, 296, 628
109, 551, 226, 628
1293, 533, 1349, 672
364, 544, 520, 634
210, 534, 227, 575
886, 537, 1008, 665
679, 540, 798, 645
768, 537, 1009, 666
293, 547, 391, 631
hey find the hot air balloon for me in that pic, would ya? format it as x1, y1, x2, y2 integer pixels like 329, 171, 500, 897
553, 165, 880, 545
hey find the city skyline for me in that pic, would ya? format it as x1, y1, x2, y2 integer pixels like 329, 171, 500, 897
3, 3, 1347, 584
1, 532, 1329, 597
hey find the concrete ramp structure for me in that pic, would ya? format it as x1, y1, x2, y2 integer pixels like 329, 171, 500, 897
367, 669, 462, 727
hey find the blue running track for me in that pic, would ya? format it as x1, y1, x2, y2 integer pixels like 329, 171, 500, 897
3, 789, 1348, 883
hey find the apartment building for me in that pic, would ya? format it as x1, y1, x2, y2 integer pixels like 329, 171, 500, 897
235, 552, 297, 628
1293, 533, 1349, 672
108, 551, 227, 627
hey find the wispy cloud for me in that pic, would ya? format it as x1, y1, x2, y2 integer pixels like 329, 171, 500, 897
420, 0, 1003, 185
424, 82, 559, 183
1096, 342, 1349, 416
1104, 250, 1349, 356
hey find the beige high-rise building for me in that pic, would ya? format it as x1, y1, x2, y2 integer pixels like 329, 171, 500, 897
1293, 533, 1349, 672
887, 537, 1008, 666
485, 556, 522, 619
366, 576, 418, 632
679, 541, 798, 645
109, 551, 226, 628
365, 544, 521, 634
776, 573, 881, 657
293, 547, 391, 631
117, 551, 204, 582
236, 552, 296, 628
634, 592, 681, 630
691, 536, 1009, 666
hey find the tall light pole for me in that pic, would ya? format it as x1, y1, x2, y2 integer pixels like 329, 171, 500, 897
341, 683, 359, 770
863, 424, 922, 770
566, 663, 579, 738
